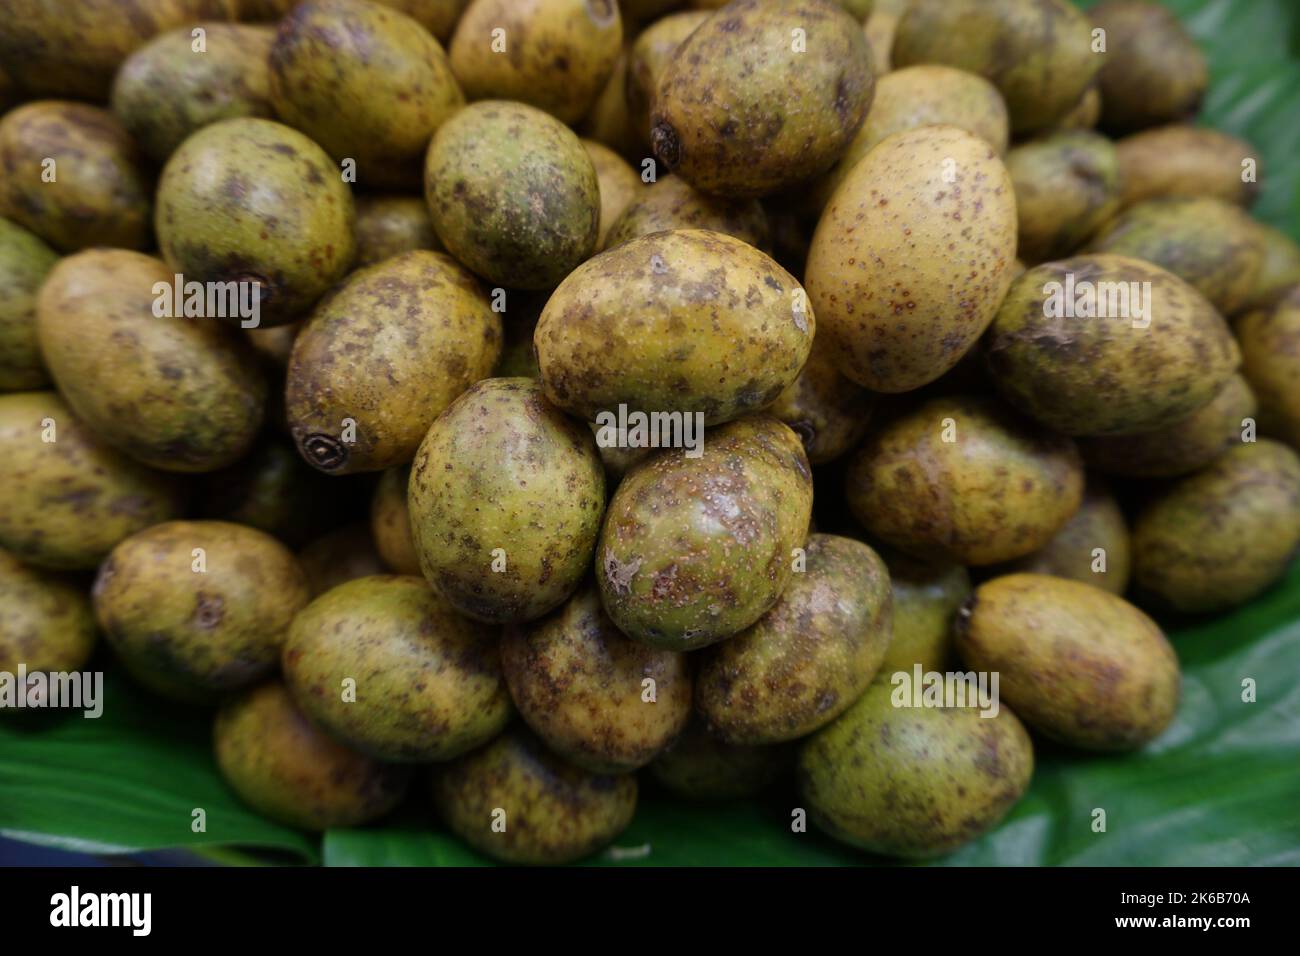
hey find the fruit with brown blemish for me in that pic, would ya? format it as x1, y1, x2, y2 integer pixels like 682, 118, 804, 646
155, 117, 356, 326
424, 101, 600, 290
0, 0, 240, 102
651, 0, 874, 198
1006, 131, 1122, 264
650, 720, 790, 800
0, 218, 58, 392
431, 725, 637, 864
371, 465, 421, 575
892, 0, 1099, 135
809, 65, 1010, 214
601, 175, 769, 252
286, 250, 502, 475
956, 573, 1180, 750
695, 534, 892, 745
298, 523, 389, 598
92, 520, 310, 703
111, 23, 276, 163
0, 392, 183, 570
1132, 440, 1300, 614
579, 50, 639, 159
269, 0, 464, 190
1079, 374, 1257, 478
797, 680, 1034, 858
353, 195, 441, 267
1115, 125, 1260, 209
536, 229, 811, 426
0, 549, 97, 684
215, 680, 410, 830
1088, 198, 1264, 315
448, 0, 623, 125
766, 339, 873, 466
877, 553, 970, 675
0, 101, 152, 253
1237, 287, 1300, 449
625, 11, 711, 150
500, 585, 691, 772
408, 377, 606, 624
582, 139, 645, 249
985, 255, 1240, 436
845, 395, 1084, 566
805, 125, 1017, 393
37, 249, 267, 473
1002, 478, 1131, 594
1089, 0, 1207, 134
283, 575, 511, 762
597, 414, 813, 650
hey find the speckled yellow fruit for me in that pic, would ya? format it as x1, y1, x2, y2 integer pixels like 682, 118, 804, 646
766, 338, 873, 466
215, 681, 410, 830
1004, 480, 1131, 594
501, 586, 691, 772
878, 553, 970, 675
1006, 131, 1122, 263
798, 680, 1034, 858
408, 378, 606, 623
845, 395, 1084, 565
0, 393, 183, 570
957, 573, 1180, 749
298, 524, 388, 598
371, 465, 421, 575
0, 549, 97, 679
0, 219, 58, 392
283, 575, 511, 762
353, 195, 441, 267
582, 139, 645, 248
431, 726, 637, 864
625, 11, 711, 149
1237, 288, 1300, 449
806, 125, 1017, 393
601, 175, 768, 252
650, 721, 790, 800
1116, 125, 1259, 208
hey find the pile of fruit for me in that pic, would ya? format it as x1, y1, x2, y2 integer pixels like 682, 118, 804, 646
2, 0, 1298, 864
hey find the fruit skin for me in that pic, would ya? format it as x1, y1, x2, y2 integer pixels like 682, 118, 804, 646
597, 414, 813, 650
424, 101, 600, 290
1115, 125, 1259, 209
766, 339, 873, 466
580, 51, 639, 160
37, 250, 267, 473
805, 125, 1017, 393
650, 720, 790, 800
1237, 288, 1300, 449
1055, 83, 1102, 131
1240, 225, 1300, 314
0, 549, 97, 679
893, 0, 1099, 135
93, 520, 310, 703
500, 585, 692, 772
625, 11, 711, 150
371, 465, 421, 575
798, 680, 1034, 858
215, 681, 410, 831
1079, 374, 1257, 478
1090, 0, 1207, 134
431, 726, 637, 864
299, 524, 388, 598
1006, 131, 1122, 264
286, 250, 501, 475
1132, 440, 1300, 614
877, 554, 969, 676
353, 195, 441, 267
984, 255, 1241, 437
156, 118, 357, 326
582, 140, 645, 249
845, 395, 1084, 566
0, 0, 240, 102
0, 219, 58, 392
0, 392, 183, 570
696, 534, 892, 745
0, 102, 152, 253
1003, 480, 1131, 595
111, 23, 275, 163
957, 573, 1180, 750
536, 230, 811, 426
1088, 198, 1264, 316
408, 378, 606, 624
652, 0, 875, 198
602, 176, 768, 252
448, 0, 622, 125
809, 64, 1010, 213
283, 575, 512, 762
269, 0, 464, 190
